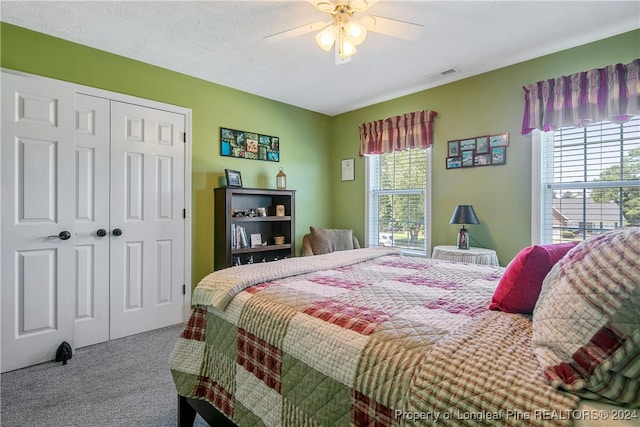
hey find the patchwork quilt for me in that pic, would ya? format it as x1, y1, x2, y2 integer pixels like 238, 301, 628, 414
171, 248, 579, 426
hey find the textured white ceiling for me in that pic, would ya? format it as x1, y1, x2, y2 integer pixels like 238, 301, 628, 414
2, 1, 639, 116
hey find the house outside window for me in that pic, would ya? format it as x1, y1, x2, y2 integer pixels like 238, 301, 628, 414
532, 115, 640, 244
366, 148, 431, 255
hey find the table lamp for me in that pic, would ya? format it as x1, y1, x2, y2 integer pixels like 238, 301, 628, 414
450, 205, 479, 249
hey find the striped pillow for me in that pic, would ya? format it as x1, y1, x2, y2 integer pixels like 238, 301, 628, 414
532, 227, 640, 407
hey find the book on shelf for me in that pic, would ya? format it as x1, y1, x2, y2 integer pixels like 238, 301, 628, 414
239, 226, 248, 248
231, 224, 249, 249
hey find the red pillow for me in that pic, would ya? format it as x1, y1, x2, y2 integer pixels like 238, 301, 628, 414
489, 242, 578, 313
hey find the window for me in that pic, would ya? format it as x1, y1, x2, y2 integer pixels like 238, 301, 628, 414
534, 116, 640, 244
366, 148, 430, 255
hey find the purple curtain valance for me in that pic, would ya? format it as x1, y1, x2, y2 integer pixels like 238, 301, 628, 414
521, 59, 639, 135
359, 109, 438, 156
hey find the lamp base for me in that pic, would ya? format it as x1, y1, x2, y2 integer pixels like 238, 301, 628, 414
457, 227, 469, 250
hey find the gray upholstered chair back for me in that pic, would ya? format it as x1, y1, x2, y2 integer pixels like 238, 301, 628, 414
302, 226, 360, 256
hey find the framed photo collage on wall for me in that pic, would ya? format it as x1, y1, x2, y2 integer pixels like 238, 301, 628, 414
446, 133, 508, 169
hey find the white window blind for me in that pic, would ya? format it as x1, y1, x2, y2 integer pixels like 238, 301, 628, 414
540, 115, 640, 243
367, 148, 428, 254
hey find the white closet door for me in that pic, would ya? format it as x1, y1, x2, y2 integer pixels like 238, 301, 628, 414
1, 73, 189, 372
109, 101, 185, 339
73, 94, 110, 348
1, 73, 76, 372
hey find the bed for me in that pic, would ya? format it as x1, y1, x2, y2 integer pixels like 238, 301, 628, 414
171, 227, 639, 426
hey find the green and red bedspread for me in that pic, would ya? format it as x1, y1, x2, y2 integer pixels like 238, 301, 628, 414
171, 248, 579, 426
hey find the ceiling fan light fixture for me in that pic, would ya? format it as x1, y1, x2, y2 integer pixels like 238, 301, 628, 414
266, 1, 423, 65
349, 0, 369, 12
315, 25, 338, 51
338, 33, 357, 59
316, 1, 336, 13
360, 14, 376, 29
345, 20, 367, 45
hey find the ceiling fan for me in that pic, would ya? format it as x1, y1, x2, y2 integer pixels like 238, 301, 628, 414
264, 0, 423, 64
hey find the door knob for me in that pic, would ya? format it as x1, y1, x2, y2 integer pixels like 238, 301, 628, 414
48, 231, 71, 240
96, 229, 107, 237
112, 228, 123, 236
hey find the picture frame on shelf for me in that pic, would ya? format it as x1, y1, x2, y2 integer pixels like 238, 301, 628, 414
225, 169, 243, 187
250, 233, 262, 248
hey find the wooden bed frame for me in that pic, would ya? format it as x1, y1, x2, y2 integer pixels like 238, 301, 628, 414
178, 395, 237, 427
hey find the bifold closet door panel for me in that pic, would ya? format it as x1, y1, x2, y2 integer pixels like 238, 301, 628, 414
1, 73, 76, 372
109, 101, 186, 339
73, 94, 111, 349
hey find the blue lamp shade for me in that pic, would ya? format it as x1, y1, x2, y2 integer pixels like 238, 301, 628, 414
450, 205, 480, 249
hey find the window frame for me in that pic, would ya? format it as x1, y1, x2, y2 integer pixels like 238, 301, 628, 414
365, 148, 432, 256
531, 116, 640, 244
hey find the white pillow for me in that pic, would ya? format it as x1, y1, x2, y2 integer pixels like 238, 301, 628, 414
532, 227, 640, 407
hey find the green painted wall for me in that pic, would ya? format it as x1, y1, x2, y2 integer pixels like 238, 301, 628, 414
330, 29, 640, 266
2, 22, 638, 278
0, 23, 333, 286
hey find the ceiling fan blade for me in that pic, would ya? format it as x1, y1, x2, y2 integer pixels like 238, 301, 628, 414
307, 0, 379, 13
362, 15, 423, 40
264, 21, 329, 42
